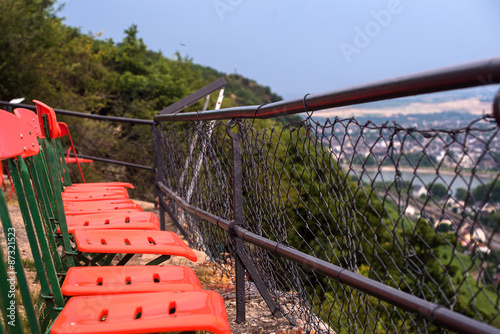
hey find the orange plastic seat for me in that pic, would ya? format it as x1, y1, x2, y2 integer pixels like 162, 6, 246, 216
63, 199, 143, 214
13, 108, 43, 137
64, 207, 143, 215
65, 182, 135, 190
63, 184, 130, 194
73, 229, 197, 262
63, 197, 135, 206
63, 185, 132, 195
61, 265, 202, 296
34, 99, 60, 139
64, 212, 160, 233
62, 189, 130, 201
50, 291, 231, 334
0, 110, 40, 159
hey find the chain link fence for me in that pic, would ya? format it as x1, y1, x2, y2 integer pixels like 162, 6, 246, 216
156, 112, 500, 333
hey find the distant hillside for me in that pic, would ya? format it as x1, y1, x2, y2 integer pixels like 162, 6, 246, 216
313, 110, 482, 126
224, 74, 281, 106
312, 85, 498, 122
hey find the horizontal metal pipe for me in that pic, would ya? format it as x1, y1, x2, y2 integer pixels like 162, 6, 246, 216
236, 228, 499, 334
155, 57, 500, 122
66, 153, 153, 171
53, 108, 154, 125
157, 180, 500, 334
0, 102, 154, 125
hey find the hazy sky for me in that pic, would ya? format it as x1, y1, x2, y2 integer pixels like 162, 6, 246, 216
57, 0, 500, 100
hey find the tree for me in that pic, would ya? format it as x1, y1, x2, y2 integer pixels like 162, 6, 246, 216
473, 180, 500, 205
455, 187, 469, 202
429, 182, 447, 201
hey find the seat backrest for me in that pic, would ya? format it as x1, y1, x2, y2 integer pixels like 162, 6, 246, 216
30, 101, 77, 186
33, 100, 60, 139
14, 107, 43, 138
0, 109, 39, 160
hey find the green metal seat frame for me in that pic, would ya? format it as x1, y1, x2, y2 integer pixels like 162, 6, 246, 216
0, 109, 229, 334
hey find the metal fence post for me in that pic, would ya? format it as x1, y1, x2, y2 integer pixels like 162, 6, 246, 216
226, 119, 283, 323
226, 119, 247, 323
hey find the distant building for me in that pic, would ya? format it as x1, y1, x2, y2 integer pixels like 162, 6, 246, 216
405, 205, 418, 216
412, 185, 427, 198
459, 225, 487, 247
436, 219, 453, 227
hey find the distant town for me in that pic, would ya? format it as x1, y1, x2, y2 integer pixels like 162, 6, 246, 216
312, 108, 500, 258
313, 110, 499, 172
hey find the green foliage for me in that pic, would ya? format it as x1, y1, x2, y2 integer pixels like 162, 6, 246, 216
428, 182, 448, 201
0, 0, 283, 200
455, 187, 470, 202
456, 180, 500, 208
351, 154, 377, 166
473, 180, 500, 205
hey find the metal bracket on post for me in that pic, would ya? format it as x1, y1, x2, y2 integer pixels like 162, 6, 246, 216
226, 119, 283, 323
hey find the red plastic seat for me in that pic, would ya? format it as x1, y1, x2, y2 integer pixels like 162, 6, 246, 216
73, 229, 197, 262
64, 212, 160, 233
61, 265, 202, 296
50, 291, 231, 334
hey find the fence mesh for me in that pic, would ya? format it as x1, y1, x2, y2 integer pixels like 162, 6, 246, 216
156, 112, 500, 333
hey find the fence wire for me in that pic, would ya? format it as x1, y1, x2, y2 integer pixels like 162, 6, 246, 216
156, 113, 500, 333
